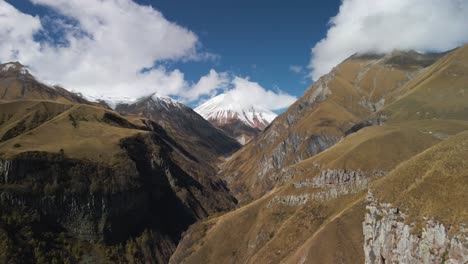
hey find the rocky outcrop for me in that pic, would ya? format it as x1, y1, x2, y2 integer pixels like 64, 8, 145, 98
0, 160, 11, 183
255, 133, 339, 195
267, 168, 384, 208
363, 193, 468, 264
293, 168, 386, 189
267, 194, 310, 208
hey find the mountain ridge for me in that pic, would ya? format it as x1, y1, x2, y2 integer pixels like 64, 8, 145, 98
170, 45, 468, 264
195, 93, 277, 144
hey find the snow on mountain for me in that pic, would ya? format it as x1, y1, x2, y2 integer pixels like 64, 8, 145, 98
195, 94, 277, 130
0, 62, 30, 75
83, 92, 182, 110
146, 93, 184, 111
1, 63, 18, 72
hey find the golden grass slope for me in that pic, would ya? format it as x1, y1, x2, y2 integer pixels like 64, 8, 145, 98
171, 118, 468, 263
380, 45, 468, 122
173, 46, 468, 263
220, 49, 444, 202
372, 129, 468, 227
0, 100, 146, 165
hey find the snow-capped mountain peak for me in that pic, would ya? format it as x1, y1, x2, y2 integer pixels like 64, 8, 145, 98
0, 62, 30, 76
82, 92, 183, 110
147, 93, 184, 110
195, 93, 277, 132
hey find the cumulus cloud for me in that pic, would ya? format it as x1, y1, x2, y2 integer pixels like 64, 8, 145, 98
309, 0, 468, 80
197, 76, 297, 111
184, 70, 230, 101
0, 2, 42, 61
0, 0, 297, 109
227, 77, 296, 110
0, 0, 205, 100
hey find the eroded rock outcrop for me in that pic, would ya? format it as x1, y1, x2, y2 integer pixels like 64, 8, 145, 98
268, 168, 383, 208
363, 193, 467, 264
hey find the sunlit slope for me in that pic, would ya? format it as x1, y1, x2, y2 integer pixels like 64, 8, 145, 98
372, 129, 468, 226
379, 46, 468, 122
0, 62, 91, 104
220, 50, 444, 202
0, 101, 145, 164
171, 119, 468, 263
0, 98, 238, 263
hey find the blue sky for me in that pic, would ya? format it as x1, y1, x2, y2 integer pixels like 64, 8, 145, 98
144, 0, 341, 98
3, 0, 339, 107
2, 0, 467, 111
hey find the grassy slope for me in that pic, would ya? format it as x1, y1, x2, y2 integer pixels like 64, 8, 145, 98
172, 119, 468, 263
282, 199, 366, 264
0, 101, 146, 165
381, 46, 468, 122
173, 46, 468, 263
0, 71, 74, 104
372, 130, 468, 228
295, 120, 468, 174
0, 99, 239, 263
220, 51, 437, 202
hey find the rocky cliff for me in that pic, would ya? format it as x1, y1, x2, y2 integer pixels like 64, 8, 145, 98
363, 193, 467, 264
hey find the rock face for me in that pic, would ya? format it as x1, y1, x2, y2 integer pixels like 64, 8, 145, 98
363, 193, 468, 264
293, 168, 385, 189
267, 168, 384, 208
195, 94, 277, 144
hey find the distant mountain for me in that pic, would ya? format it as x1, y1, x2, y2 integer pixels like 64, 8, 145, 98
195, 94, 277, 144
116, 94, 241, 164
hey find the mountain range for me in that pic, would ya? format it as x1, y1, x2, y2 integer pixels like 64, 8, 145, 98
0, 45, 467, 264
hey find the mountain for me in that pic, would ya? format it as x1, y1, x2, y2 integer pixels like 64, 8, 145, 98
217, 49, 447, 203
170, 46, 468, 263
1, 45, 467, 264
116, 94, 241, 164
195, 94, 277, 144
0, 69, 238, 263
0, 62, 91, 104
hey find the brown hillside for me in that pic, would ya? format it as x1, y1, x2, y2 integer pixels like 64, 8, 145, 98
171, 119, 468, 263
172, 46, 468, 263
219, 49, 445, 203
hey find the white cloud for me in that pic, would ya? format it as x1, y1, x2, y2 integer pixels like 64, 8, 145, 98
289, 65, 303, 74
0, 2, 42, 61
184, 69, 229, 101
0, 0, 201, 99
229, 77, 296, 110
203, 76, 297, 111
0, 0, 297, 109
309, 0, 468, 80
